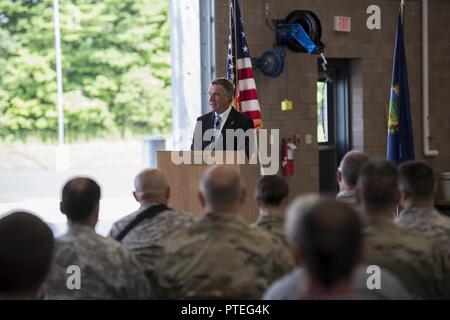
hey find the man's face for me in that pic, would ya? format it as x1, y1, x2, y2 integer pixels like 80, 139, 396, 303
209, 84, 231, 114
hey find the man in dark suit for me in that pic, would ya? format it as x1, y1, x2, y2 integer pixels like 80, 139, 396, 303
191, 78, 254, 158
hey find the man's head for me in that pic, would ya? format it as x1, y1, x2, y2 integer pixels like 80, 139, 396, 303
399, 161, 435, 208
133, 169, 170, 205
199, 165, 245, 214
357, 159, 399, 214
255, 175, 289, 209
0, 211, 54, 299
287, 197, 362, 289
209, 77, 234, 115
60, 177, 101, 226
337, 150, 370, 191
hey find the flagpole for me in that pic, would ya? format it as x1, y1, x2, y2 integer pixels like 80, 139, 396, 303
233, 0, 240, 111
400, 0, 405, 21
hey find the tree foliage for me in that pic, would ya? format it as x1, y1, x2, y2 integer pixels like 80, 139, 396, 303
0, 0, 171, 142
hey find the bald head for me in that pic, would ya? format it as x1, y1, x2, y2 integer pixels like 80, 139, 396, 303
199, 165, 244, 212
133, 169, 169, 204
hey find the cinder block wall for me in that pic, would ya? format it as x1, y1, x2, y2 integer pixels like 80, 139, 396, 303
214, 0, 450, 197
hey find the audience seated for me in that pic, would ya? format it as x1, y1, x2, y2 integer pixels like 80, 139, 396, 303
46, 177, 151, 299
0, 211, 54, 300
108, 169, 195, 282
357, 159, 449, 299
336, 150, 369, 210
153, 165, 293, 299
252, 175, 290, 244
396, 160, 450, 258
263, 194, 411, 300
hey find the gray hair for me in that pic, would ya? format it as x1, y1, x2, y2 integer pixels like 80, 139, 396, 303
210, 77, 234, 100
338, 150, 370, 187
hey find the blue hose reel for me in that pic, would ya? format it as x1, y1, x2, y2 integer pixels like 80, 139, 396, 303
255, 10, 325, 78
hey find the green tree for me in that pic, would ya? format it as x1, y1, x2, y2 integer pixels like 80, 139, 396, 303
0, 0, 171, 141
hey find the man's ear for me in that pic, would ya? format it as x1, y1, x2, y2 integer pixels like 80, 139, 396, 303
256, 196, 262, 208
291, 244, 303, 267
399, 187, 406, 204
132, 191, 139, 202
59, 201, 65, 214
198, 191, 206, 208
166, 186, 170, 200
336, 170, 342, 183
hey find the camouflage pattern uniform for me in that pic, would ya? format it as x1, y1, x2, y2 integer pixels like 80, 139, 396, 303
108, 203, 196, 281
363, 216, 449, 299
153, 212, 294, 299
252, 214, 287, 245
336, 190, 359, 210
395, 206, 450, 259
395, 206, 450, 297
47, 224, 151, 300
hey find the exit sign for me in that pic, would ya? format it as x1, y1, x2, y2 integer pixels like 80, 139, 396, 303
334, 16, 351, 32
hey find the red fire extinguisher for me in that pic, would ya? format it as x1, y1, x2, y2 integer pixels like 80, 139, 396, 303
282, 138, 297, 177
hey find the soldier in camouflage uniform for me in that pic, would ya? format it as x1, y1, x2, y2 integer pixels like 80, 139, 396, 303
47, 177, 151, 300
336, 150, 369, 210
252, 175, 290, 244
358, 159, 449, 299
396, 161, 450, 279
108, 169, 195, 282
153, 165, 293, 299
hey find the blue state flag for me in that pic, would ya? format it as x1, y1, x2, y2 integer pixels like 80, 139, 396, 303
387, 5, 415, 165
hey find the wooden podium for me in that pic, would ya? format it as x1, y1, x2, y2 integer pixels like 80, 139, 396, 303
157, 151, 261, 222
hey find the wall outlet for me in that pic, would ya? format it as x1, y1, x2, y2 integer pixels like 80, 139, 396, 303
305, 134, 312, 144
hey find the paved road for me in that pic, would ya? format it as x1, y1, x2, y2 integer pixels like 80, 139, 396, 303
0, 140, 158, 235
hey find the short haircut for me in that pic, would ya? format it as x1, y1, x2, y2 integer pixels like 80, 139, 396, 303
358, 159, 399, 211
200, 165, 243, 207
210, 77, 234, 100
60, 177, 101, 221
339, 150, 370, 187
297, 199, 362, 288
256, 175, 289, 206
399, 161, 435, 200
0, 211, 54, 294
285, 194, 321, 244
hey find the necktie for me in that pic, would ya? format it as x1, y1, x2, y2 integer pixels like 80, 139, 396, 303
209, 114, 222, 148
214, 114, 222, 131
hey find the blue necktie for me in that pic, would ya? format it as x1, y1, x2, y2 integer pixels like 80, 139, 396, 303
210, 114, 221, 145
214, 114, 222, 131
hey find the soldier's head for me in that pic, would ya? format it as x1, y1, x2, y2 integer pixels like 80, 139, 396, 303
209, 77, 234, 115
357, 159, 399, 215
337, 150, 370, 192
60, 177, 101, 228
286, 197, 362, 290
199, 165, 245, 214
133, 169, 170, 205
255, 175, 289, 210
0, 211, 54, 299
399, 161, 435, 208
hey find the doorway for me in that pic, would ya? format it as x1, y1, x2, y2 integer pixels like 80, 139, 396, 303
317, 59, 350, 194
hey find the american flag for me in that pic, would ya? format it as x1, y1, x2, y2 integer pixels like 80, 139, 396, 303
227, 0, 262, 129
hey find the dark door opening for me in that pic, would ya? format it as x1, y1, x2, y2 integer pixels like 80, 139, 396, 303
318, 59, 350, 194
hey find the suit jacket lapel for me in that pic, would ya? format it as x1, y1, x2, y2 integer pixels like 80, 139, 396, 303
220, 107, 238, 135
204, 112, 215, 132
